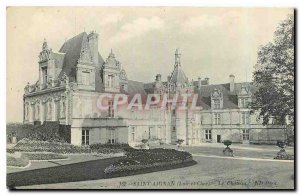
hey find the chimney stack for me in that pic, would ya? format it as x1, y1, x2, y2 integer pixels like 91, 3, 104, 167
155, 74, 162, 82
205, 77, 210, 85
229, 74, 235, 92
87, 31, 99, 65
198, 77, 201, 89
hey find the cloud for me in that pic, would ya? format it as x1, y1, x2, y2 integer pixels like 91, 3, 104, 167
181, 15, 219, 34
109, 16, 164, 43
100, 13, 124, 26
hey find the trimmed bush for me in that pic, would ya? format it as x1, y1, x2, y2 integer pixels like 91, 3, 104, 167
223, 140, 232, 147
11, 138, 90, 154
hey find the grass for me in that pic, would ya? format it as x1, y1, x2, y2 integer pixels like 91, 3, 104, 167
7, 154, 29, 167
22, 152, 68, 161
7, 152, 68, 168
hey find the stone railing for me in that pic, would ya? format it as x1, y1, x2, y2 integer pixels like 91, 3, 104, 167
24, 77, 69, 94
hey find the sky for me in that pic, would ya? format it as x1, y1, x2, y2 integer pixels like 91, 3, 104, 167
6, 7, 293, 122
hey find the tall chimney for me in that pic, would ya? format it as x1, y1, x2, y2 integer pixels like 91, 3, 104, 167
155, 74, 162, 82
198, 77, 201, 89
205, 77, 209, 85
87, 31, 99, 65
229, 74, 235, 92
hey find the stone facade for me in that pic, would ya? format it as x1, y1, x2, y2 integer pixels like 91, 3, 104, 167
23, 31, 286, 146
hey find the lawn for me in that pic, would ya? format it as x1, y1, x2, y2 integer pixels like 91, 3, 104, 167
17, 155, 294, 189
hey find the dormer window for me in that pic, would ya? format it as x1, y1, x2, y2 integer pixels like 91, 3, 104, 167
42, 67, 48, 85
108, 75, 114, 88
214, 99, 220, 109
239, 98, 249, 108
82, 71, 90, 85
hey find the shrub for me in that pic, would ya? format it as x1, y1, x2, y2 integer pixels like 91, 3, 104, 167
223, 140, 232, 147
176, 139, 184, 146
276, 140, 286, 150
11, 138, 90, 154
141, 139, 148, 144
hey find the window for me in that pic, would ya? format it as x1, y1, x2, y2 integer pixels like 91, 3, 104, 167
47, 102, 52, 120
214, 113, 221, 125
35, 104, 40, 120
242, 129, 249, 140
107, 129, 116, 144
214, 99, 220, 109
82, 71, 90, 85
172, 126, 176, 132
61, 101, 66, 118
205, 130, 212, 140
240, 98, 249, 108
42, 67, 48, 84
131, 127, 135, 142
108, 100, 114, 117
32, 105, 35, 121
82, 129, 90, 145
55, 101, 60, 120
108, 75, 114, 88
241, 112, 250, 124
25, 104, 29, 121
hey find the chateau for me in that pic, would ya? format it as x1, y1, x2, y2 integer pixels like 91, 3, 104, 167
23, 31, 285, 146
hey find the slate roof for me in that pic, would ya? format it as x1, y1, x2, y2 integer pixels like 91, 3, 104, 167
169, 65, 189, 84
194, 82, 257, 110
57, 32, 105, 92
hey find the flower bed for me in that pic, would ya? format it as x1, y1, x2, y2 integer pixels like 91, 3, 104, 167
9, 139, 131, 154
90, 143, 130, 154
104, 148, 194, 175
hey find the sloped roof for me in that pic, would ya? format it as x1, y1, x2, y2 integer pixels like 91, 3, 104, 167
194, 82, 257, 110
169, 65, 189, 84
57, 32, 105, 91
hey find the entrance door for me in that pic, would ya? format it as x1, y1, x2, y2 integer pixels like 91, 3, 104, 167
217, 135, 221, 143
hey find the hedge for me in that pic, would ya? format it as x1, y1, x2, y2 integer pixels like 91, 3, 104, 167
10, 139, 131, 154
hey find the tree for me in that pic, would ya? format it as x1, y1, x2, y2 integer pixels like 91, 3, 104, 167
252, 14, 294, 126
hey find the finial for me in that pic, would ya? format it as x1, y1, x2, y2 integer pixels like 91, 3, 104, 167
175, 48, 181, 66
42, 38, 48, 50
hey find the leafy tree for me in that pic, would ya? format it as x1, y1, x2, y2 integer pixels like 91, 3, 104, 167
252, 14, 294, 126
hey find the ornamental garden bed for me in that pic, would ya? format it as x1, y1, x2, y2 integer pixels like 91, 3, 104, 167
9, 138, 130, 154
104, 148, 196, 177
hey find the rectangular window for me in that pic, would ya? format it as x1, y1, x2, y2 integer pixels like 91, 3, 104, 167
214, 113, 221, 125
241, 112, 250, 124
82, 129, 90, 145
82, 71, 90, 85
205, 130, 212, 140
131, 127, 135, 142
242, 129, 249, 140
172, 126, 176, 132
214, 99, 220, 109
240, 98, 249, 108
42, 67, 48, 84
107, 129, 116, 144
108, 75, 114, 88
108, 100, 114, 117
